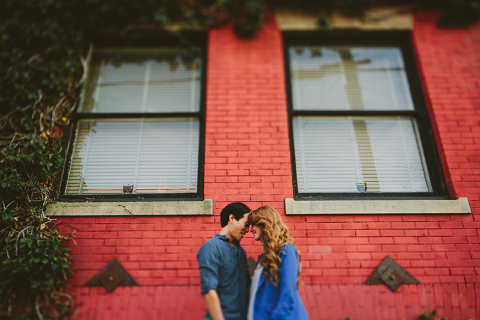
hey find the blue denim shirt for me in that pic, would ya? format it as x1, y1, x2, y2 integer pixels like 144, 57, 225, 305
197, 234, 249, 320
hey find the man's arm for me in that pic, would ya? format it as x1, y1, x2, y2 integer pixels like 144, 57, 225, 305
197, 243, 223, 320
203, 289, 224, 320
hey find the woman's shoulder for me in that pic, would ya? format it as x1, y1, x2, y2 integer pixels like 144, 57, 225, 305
278, 243, 299, 273
284, 242, 295, 249
280, 242, 297, 256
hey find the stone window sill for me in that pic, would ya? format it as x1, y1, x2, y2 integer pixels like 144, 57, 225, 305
285, 197, 470, 215
45, 199, 213, 216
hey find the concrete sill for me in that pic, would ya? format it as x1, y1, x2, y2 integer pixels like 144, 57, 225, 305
46, 199, 213, 216
285, 197, 471, 215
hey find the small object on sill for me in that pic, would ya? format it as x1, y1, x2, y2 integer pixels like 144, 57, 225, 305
356, 182, 367, 193
123, 184, 134, 194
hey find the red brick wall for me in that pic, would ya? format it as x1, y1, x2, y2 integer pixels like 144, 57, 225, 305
412, 11, 480, 283
60, 11, 480, 320
204, 12, 296, 265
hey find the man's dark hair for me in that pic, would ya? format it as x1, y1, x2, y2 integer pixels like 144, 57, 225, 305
220, 202, 251, 227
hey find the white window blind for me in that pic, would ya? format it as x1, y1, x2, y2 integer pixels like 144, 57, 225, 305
293, 117, 431, 193
80, 49, 201, 113
289, 45, 432, 194
66, 118, 199, 195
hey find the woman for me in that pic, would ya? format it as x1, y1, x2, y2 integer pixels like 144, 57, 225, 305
247, 206, 309, 320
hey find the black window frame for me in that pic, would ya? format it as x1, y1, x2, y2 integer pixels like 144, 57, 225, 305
60, 32, 208, 201
283, 31, 448, 201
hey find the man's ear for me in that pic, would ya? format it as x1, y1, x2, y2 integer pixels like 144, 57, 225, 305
229, 214, 235, 224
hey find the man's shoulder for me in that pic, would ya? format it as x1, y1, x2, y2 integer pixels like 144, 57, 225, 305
197, 235, 221, 255
203, 235, 218, 245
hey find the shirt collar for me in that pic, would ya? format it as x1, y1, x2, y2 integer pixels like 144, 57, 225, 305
215, 233, 230, 242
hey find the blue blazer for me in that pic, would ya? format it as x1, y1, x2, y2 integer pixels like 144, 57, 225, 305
253, 243, 309, 320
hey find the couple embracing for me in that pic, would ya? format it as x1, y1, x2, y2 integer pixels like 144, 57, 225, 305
197, 203, 309, 320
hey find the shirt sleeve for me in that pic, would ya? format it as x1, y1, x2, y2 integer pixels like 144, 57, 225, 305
270, 244, 298, 320
197, 242, 220, 295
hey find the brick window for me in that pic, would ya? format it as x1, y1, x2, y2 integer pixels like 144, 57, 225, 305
284, 32, 447, 199
63, 40, 206, 199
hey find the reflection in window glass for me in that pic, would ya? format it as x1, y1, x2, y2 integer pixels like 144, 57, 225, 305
81, 49, 202, 113
289, 46, 414, 111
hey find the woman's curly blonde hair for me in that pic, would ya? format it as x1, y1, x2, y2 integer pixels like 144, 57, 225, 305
248, 206, 302, 286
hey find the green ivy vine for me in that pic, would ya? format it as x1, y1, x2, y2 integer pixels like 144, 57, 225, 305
0, 0, 478, 318
418, 309, 448, 320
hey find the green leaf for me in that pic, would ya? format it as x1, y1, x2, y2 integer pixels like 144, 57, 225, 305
1, 211, 12, 220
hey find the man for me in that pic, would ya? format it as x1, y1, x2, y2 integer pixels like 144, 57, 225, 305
197, 202, 251, 320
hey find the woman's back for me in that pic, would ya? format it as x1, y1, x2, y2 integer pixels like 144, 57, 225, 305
252, 243, 308, 320
247, 205, 309, 320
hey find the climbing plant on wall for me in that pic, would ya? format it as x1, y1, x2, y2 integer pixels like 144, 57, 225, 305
0, 0, 478, 318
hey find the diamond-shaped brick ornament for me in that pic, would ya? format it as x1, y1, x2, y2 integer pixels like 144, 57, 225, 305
85, 258, 138, 292
98, 262, 125, 292
380, 265, 406, 291
365, 256, 418, 292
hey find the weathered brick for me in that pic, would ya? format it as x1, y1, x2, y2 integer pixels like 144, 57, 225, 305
424, 268, 450, 275
429, 229, 454, 236
416, 236, 445, 245
369, 237, 394, 244
381, 245, 408, 252
346, 253, 372, 260
421, 250, 451, 260
356, 230, 381, 237
344, 237, 369, 245
405, 229, 429, 237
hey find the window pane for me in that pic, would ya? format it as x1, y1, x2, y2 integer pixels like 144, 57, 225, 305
292, 116, 431, 193
80, 49, 202, 113
66, 118, 199, 194
289, 46, 414, 111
